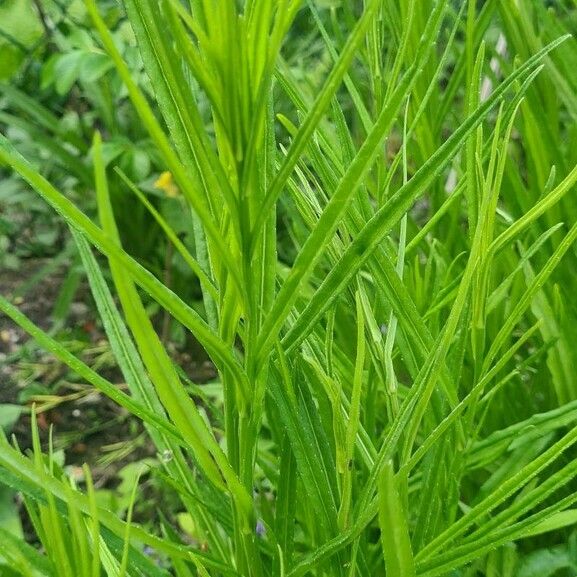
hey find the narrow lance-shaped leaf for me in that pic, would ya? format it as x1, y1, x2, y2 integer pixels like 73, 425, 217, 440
91, 132, 252, 514
0, 294, 184, 447
0, 134, 248, 390
283, 36, 568, 354
84, 0, 243, 293
258, 1, 450, 360
0, 436, 236, 575
250, 0, 384, 246
378, 461, 415, 577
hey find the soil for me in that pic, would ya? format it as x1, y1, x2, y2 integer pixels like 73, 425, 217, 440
0, 258, 142, 480
0, 254, 220, 544
0, 257, 66, 407
0, 256, 216, 483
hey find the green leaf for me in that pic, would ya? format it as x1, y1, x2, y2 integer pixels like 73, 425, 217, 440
0, 134, 246, 389
0, 404, 22, 433
378, 461, 415, 577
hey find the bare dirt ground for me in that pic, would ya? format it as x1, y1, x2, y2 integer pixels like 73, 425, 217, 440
0, 256, 216, 472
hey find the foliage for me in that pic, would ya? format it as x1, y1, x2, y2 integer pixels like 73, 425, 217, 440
1, 0, 577, 576
0, 0, 204, 318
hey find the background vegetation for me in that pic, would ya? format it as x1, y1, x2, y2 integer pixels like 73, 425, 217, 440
1, 0, 577, 576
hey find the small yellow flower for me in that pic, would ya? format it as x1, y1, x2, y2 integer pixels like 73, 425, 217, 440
154, 171, 180, 198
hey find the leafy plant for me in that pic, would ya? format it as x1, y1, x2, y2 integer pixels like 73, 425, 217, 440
0, 0, 203, 326
1, 0, 577, 576
0, 0, 43, 81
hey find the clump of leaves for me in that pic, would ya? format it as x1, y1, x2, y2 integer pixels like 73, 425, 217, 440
1, 1, 577, 576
